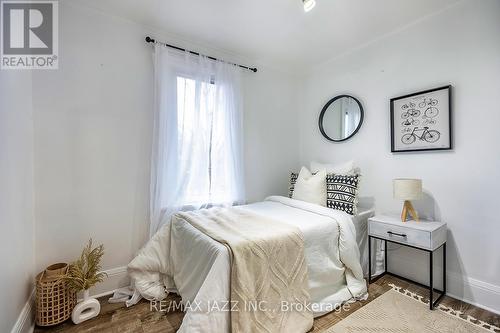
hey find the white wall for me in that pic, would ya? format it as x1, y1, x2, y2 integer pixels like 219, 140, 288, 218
243, 70, 301, 202
299, 0, 500, 312
32, 2, 300, 295
32, 2, 153, 293
0, 70, 35, 331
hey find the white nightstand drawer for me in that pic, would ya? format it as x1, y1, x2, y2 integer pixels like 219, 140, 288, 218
369, 221, 430, 248
368, 215, 446, 250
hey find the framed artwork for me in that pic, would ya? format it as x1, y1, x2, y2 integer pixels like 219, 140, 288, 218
390, 85, 452, 152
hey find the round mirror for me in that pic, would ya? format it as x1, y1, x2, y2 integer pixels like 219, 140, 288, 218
319, 95, 364, 142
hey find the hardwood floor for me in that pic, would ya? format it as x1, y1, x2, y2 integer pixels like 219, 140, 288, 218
34, 275, 500, 333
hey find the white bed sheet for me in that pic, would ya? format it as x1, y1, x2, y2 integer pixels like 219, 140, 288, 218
129, 196, 367, 333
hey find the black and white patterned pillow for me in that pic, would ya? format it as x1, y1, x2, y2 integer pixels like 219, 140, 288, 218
326, 174, 360, 215
288, 172, 299, 198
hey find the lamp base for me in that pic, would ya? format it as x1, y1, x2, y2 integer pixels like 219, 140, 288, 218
401, 200, 419, 222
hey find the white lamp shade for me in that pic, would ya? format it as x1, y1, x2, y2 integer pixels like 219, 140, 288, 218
393, 179, 422, 200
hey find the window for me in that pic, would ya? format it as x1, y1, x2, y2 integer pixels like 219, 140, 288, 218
150, 46, 244, 235
176, 76, 233, 206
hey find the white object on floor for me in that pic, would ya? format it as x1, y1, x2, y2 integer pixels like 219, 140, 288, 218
71, 289, 100, 324
125, 287, 143, 307
128, 196, 367, 333
108, 286, 134, 303
108, 286, 143, 307
292, 166, 327, 206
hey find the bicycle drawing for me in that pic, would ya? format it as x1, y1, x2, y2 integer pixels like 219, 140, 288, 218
401, 102, 416, 110
401, 127, 440, 145
402, 118, 419, 126
418, 98, 438, 108
401, 109, 421, 119
423, 118, 437, 125
423, 106, 439, 118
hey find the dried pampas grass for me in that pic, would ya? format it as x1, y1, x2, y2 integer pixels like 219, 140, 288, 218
65, 239, 107, 291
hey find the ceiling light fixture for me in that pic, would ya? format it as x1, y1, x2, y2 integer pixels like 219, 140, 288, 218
303, 0, 316, 12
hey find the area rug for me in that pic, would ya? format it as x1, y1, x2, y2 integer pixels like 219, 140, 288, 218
326, 284, 499, 333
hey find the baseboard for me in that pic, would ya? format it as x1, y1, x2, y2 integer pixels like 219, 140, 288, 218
446, 272, 500, 315
11, 289, 35, 333
385, 248, 500, 314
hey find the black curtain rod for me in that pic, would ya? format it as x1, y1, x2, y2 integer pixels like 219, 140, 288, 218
145, 36, 257, 73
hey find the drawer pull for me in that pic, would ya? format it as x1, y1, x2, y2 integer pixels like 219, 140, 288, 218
387, 231, 407, 238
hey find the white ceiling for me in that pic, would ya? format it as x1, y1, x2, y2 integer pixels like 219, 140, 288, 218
70, 0, 459, 72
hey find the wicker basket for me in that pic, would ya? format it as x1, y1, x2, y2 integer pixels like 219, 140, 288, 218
35, 264, 76, 326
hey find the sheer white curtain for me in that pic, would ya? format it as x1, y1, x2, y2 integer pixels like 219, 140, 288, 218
149, 44, 245, 237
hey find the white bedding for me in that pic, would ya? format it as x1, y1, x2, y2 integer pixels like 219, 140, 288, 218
128, 196, 367, 333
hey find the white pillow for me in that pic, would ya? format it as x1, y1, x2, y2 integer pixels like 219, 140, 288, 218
310, 160, 356, 175
292, 167, 327, 206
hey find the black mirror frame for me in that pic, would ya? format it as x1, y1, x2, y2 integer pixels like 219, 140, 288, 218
318, 94, 364, 142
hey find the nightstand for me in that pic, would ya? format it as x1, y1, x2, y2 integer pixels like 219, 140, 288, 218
368, 215, 447, 310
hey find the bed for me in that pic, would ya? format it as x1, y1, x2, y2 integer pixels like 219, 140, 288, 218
127, 196, 376, 333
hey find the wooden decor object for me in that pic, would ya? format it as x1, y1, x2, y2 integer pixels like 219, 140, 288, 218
44, 263, 68, 277
35, 264, 76, 327
401, 200, 419, 222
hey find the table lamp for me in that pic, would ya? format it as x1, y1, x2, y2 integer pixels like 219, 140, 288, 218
393, 179, 422, 222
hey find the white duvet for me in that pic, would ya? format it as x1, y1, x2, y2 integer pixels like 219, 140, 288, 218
128, 196, 367, 333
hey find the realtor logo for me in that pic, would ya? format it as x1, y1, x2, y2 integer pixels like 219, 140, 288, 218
1, 0, 58, 69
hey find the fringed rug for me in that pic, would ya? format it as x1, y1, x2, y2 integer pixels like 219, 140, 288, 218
326, 284, 500, 333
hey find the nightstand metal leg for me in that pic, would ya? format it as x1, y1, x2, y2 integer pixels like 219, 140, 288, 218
443, 243, 446, 295
429, 250, 433, 310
